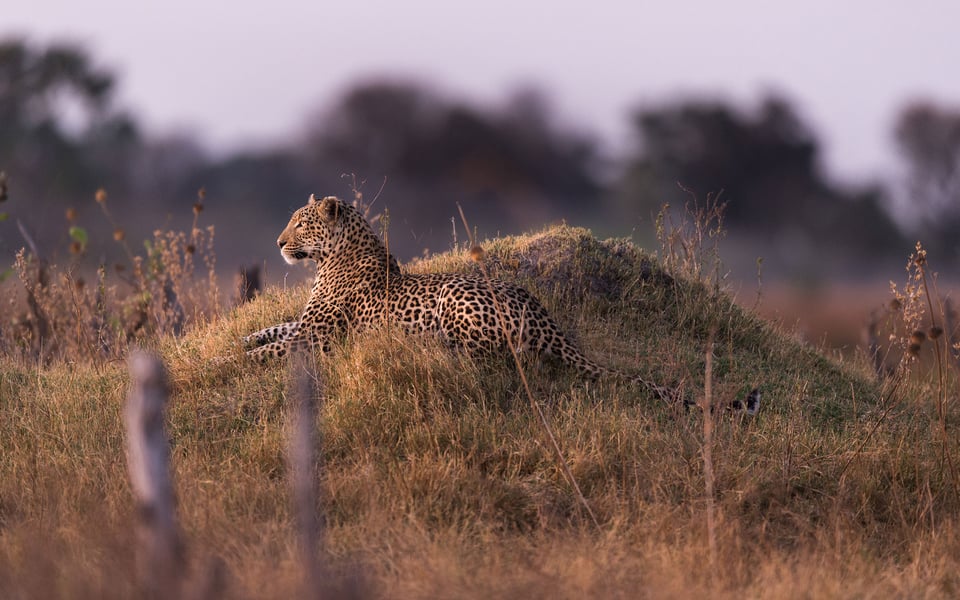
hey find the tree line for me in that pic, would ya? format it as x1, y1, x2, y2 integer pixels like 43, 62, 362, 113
2, 38, 958, 275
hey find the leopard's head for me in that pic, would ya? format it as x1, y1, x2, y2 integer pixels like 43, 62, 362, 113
277, 194, 369, 265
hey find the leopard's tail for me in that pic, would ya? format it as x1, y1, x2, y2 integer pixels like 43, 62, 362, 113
549, 332, 761, 415
547, 332, 680, 400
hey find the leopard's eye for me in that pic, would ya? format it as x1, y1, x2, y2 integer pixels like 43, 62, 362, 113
295, 220, 303, 229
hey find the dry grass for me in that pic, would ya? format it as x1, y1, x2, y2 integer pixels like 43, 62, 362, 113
2, 212, 960, 598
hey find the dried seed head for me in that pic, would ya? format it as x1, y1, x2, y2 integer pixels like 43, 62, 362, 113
113, 228, 125, 241
910, 330, 927, 345
74, 278, 85, 291
193, 202, 203, 215
197, 187, 206, 201
908, 342, 922, 357
929, 326, 944, 340
469, 245, 485, 262
65, 207, 77, 222
186, 244, 196, 255
70, 241, 82, 255
95, 188, 107, 204
889, 297, 903, 311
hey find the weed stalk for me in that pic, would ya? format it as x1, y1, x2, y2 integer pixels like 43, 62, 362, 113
914, 249, 959, 499
457, 203, 600, 530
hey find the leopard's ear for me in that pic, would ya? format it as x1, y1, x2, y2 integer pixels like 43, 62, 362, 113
316, 196, 341, 225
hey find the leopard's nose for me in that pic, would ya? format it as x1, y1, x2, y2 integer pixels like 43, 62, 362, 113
278, 239, 285, 249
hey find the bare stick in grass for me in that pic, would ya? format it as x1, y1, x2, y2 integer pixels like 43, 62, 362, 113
287, 351, 325, 598
125, 350, 183, 599
457, 204, 600, 530
701, 328, 718, 571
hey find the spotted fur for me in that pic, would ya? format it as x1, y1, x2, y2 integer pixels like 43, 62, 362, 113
244, 195, 685, 400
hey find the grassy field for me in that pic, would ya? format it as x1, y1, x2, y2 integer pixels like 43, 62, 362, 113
1, 211, 959, 598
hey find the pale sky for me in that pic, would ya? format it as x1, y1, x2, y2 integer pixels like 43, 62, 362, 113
5, 0, 959, 185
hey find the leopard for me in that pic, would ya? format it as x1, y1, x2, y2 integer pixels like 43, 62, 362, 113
242, 194, 760, 412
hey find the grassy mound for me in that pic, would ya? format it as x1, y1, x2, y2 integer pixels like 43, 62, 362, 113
2, 224, 959, 598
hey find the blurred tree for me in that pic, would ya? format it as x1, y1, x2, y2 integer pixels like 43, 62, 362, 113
306, 81, 440, 175
0, 39, 112, 130
624, 96, 817, 225
894, 102, 960, 249
399, 87, 600, 202
497, 88, 600, 198
0, 38, 140, 243
620, 95, 906, 272
302, 81, 603, 251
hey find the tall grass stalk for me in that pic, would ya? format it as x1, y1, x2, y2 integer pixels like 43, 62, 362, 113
457, 203, 600, 530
